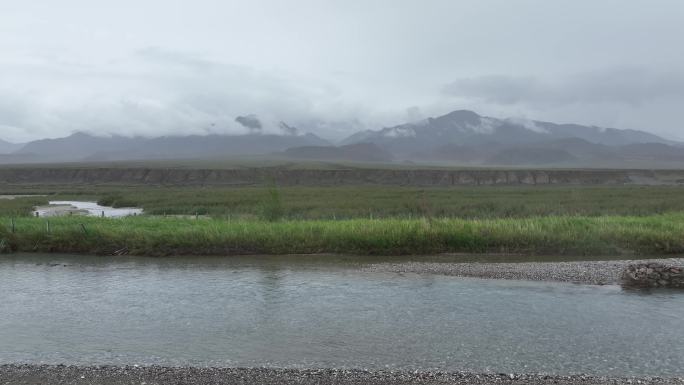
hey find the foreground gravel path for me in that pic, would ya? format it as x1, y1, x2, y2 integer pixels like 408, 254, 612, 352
1, 366, 682, 385
363, 258, 684, 285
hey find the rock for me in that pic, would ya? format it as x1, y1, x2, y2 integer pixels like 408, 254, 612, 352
622, 263, 684, 289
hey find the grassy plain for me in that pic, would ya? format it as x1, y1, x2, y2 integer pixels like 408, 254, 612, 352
2, 185, 684, 219
2, 183, 684, 257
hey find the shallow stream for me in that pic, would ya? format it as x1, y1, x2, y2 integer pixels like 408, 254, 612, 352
0, 254, 682, 376
32, 201, 143, 217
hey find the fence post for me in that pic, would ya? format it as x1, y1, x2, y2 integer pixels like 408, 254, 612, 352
11, 218, 15, 233
46, 220, 50, 234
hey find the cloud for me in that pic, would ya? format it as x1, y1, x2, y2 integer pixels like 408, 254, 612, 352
278, 121, 298, 136
439, 68, 684, 140
2, 1, 684, 143
0, 48, 387, 142
2, 54, 684, 143
443, 68, 684, 107
235, 114, 263, 134
504, 117, 548, 134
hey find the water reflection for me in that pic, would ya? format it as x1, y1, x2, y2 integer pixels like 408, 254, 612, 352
0, 254, 682, 376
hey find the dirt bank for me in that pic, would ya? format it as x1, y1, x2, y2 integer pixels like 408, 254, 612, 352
1, 167, 684, 186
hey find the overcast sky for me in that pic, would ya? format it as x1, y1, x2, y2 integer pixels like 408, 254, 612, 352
1, 0, 683, 142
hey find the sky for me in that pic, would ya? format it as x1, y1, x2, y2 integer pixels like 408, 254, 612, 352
1, 0, 683, 143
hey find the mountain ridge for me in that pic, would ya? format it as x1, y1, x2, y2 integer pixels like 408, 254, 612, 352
0, 139, 24, 154
11, 131, 330, 163
3, 110, 683, 167
341, 110, 672, 152
337, 109, 684, 167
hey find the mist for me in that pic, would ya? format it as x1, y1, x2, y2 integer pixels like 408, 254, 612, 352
1, 0, 684, 143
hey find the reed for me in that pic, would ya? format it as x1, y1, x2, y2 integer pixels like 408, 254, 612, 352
1, 214, 683, 256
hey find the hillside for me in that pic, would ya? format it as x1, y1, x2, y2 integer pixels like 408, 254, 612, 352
0, 139, 23, 154
279, 143, 393, 163
11, 132, 330, 163
4, 110, 684, 168
342, 110, 670, 151
342, 110, 684, 167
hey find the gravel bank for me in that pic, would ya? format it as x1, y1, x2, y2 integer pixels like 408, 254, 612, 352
1, 366, 682, 385
363, 258, 684, 285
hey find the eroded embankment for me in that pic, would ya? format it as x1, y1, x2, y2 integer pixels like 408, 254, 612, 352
1, 167, 684, 186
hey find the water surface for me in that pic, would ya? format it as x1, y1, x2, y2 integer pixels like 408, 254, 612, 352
33, 201, 143, 217
0, 254, 682, 376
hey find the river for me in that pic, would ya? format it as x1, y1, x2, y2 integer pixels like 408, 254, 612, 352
0, 254, 682, 376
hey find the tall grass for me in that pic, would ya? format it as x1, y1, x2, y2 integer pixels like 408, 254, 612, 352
0, 196, 49, 217
1, 214, 683, 256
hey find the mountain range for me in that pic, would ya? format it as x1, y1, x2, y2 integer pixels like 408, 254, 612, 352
338, 110, 684, 167
1, 110, 683, 167
10, 132, 330, 163
0, 139, 24, 154
342, 110, 671, 152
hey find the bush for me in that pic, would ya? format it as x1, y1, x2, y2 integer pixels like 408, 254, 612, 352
259, 185, 284, 222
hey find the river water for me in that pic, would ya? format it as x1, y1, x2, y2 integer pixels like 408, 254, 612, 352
33, 201, 143, 218
0, 254, 682, 376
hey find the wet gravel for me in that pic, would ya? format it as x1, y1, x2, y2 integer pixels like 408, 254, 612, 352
1, 365, 682, 385
363, 258, 684, 285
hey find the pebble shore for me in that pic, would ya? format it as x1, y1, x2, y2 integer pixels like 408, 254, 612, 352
1, 366, 683, 385
362, 258, 684, 285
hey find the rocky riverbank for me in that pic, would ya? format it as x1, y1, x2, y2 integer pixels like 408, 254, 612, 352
622, 263, 684, 288
363, 258, 684, 285
1, 365, 682, 385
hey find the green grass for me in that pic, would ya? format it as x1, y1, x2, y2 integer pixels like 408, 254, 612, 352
1, 214, 683, 256
0, 196, 50, 217
3, 185, 684, 219
3, 185, 684, 257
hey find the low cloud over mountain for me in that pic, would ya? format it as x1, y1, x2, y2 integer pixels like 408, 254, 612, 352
340, 110, 684, 167
11, 131, 329, 163
3, 109, 684, 168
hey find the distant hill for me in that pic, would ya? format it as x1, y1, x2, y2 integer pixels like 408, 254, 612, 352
12, 132, 330, 163
5, 110, 684, 168
279, 142, 393, 163
341, 110, 684, 167
342, 110, 671, 153
485, 148, 578, 165
414, 138, 684, 167
0, 139, 23, 154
